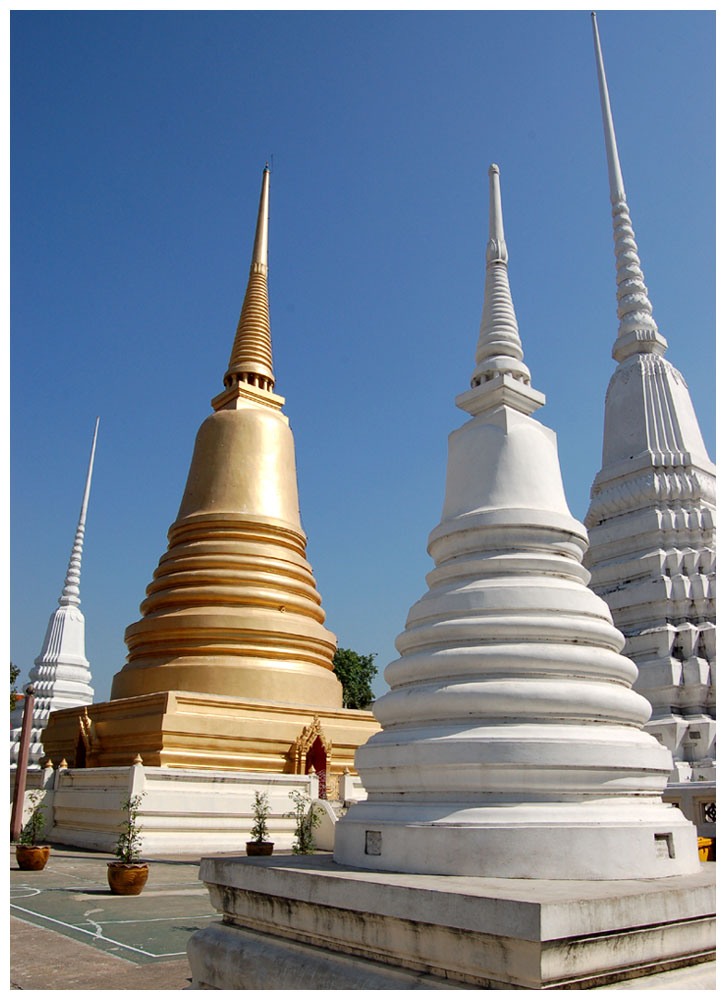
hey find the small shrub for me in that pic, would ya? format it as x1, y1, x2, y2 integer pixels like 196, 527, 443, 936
286, 789, 322, 855
17, 792, 45, 846
114, 794, 144, 863
249, 791, 271, 843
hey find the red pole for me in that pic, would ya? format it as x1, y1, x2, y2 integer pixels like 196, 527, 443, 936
11, 686, 35, 842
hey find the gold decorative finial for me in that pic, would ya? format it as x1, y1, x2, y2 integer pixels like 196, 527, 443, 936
133, 753, 143, 765
222, 166, 275, 396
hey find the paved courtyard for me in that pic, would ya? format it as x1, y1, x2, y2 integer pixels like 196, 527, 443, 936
9, 844, 223, 989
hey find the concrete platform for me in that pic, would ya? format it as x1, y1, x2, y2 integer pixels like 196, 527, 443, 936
190, 854, 716, 989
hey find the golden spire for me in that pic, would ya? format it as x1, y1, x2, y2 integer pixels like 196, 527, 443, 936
221, 165, 275, 398
111, 167, 343, 713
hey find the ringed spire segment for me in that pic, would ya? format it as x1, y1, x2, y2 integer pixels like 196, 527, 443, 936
460, 164, 543, 417
591, 12, 668, 363
222, 165, 276, 396
59, 417, 99, 608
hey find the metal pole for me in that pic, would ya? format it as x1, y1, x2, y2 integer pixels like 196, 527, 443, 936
10, 685, 35, 842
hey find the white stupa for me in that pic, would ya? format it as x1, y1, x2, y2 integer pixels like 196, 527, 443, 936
334, 164, 700, 879
10, 419, 99, 768
584, 14, 716, 790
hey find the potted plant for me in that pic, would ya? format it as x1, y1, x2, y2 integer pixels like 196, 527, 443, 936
107, 793, 149, 895
15, 792, 50, 871
286, 789, 322, 855
246, 791, 274, 856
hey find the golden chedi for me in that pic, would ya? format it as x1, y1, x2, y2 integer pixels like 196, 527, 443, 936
113, 166, 340, 709
42, 167, 379, 778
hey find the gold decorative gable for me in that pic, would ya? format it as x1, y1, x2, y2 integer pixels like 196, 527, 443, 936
288, 716, 332, 774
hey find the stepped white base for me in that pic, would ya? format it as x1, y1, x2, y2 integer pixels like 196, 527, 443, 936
188, 855, 715, 990
334, 799, 700, 879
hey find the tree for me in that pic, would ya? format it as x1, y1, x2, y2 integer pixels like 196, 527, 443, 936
333, 648, 378, 710
10, 663, 20, 713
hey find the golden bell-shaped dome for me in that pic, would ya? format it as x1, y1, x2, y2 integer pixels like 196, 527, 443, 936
111, 167, 342, 710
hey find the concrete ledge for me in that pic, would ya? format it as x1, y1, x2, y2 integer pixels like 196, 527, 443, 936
187, 922, 467, 990
190, 855, 716, 989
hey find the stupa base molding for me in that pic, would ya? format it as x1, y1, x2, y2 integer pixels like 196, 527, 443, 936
188, 854, 715, 990
40, 690, 379, 776
333, 801, 700, 879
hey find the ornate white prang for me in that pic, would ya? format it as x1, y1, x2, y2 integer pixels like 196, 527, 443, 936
586, 14, 715, 785
591, 13, 668, 363
334, 165, 699, 880
10, 419, 99, 767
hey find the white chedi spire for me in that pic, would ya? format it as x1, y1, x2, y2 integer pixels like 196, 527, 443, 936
10, 419, 99, 767
334, 166, 699, 880
585, 14, 715, 782
469, 164, 534, 393
591, 12, 667, 364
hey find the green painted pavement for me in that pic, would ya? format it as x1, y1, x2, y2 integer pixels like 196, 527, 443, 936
10, 844, 222, 964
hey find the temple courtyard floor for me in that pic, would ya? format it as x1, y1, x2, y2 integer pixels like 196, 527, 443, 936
8, 844, 716, 990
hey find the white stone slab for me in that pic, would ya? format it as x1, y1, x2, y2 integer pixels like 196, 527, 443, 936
189, 854, 715, 990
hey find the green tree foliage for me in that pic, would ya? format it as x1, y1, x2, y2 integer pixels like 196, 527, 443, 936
10, 663, 20, 713
332, 648, 378, 710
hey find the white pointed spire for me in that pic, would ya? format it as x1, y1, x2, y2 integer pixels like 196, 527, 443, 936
10, 420, 99, 768
591, 12, 668, 363
59, 416, 99, 607
460, 165, 544, 418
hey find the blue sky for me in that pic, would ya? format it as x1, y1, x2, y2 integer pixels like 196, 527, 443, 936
10, 9, 715, 703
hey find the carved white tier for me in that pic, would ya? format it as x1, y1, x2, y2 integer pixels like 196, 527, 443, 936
334, 165, 699, 879
584, 15, 715, 786
11, 420, 99, 767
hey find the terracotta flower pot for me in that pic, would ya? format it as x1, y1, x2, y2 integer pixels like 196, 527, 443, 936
15, 845, 50, 871
246, 841, 274, 856
107, 861, 149, 895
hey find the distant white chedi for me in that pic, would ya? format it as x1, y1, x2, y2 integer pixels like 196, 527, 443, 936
584, 14, 715, 784
334, 165, 700, 880
10, 419, 99, 768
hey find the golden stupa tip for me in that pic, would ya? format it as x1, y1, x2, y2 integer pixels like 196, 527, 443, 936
221, 167, 275, 395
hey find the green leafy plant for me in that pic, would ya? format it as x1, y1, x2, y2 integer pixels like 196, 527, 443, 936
17, 792, 46, 846
286, 789, 322, 855
249, 791, 271, 843
114, 794, 144, 863
332, 648, 378, 709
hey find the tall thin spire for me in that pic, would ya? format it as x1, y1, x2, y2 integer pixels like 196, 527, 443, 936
470, 164, 531, 389
460, 164, 544, 418
591, 12, 668, 363
223, 165, 275, 395
10, 419, 99, 767
59, 417, 99, 607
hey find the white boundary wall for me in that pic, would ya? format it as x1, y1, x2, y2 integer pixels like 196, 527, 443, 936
11, 762, 367, 855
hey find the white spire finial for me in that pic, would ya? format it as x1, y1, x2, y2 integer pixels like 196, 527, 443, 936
59, 417, 99, 607
591, 13, 625, 203
591, 12, 668, 363
460, 165, 544, 417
